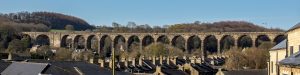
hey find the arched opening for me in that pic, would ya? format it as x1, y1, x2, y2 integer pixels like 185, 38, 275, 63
238, 35, 253, 48
114, 35, 126, 55
61, 35, 72, 48
171, 35, 186, 52
256, 35, 271, 47
127, 35, 140, 51
100, 35, 112, 57
187, 35, 201, 54
220, 35, 234, 52
142, 35, 154, 47
74, 35, 85, 49
36, 34, 50, 46
273, 35, 286, 45
204, 35, 218, 55
21, 34, 32, 48
87, 35, 99, 52
157, 35, 170, 44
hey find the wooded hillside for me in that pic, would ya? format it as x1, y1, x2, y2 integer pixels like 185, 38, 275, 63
94, 21, 284, 33
0, 11, 94, 31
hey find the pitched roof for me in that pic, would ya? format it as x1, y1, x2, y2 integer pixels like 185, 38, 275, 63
1, 60, 132, 75
162, 69, 188, 75
0, 61, 11, 73
1, 62, 49, 75
220, 69, 267, 75
279, 51, 300, 66
26, 60, 132, 75
270, 39, 286, 50
288, 23, 300, 32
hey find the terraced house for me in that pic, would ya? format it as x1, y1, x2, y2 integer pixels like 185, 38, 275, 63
268, 23, 300, 75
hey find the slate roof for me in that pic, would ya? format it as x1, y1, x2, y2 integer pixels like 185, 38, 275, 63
192, 63, 217, 74
279, 51, 300, 66
0, 61, 11, 73
288, 23, 300, 32
1, 60, 132, 75
270, 39, 287, 50
1, 62, 49, 75
27, 60, 132, 75
162, 69, 188, 75
220, 69, 267, 75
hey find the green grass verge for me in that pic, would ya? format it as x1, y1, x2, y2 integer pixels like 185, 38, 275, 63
50, 29, 68, 32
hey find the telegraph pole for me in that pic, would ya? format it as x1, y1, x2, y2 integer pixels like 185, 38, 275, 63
112, 47, 115, 75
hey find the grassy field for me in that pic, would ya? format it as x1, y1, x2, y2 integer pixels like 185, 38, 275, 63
49, 29, 68, 32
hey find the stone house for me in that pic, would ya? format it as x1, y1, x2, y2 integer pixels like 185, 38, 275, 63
268, 23, 300, 75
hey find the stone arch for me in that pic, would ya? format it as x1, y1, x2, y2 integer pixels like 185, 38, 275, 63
74, 35, 86, 49
86, 35, 99, 52
238, 35, 253, 48
61, 35, 72, 48
21, 34, 31, 39
114, 35, 126, 52
171, 35, 186, 51
21, 34, 32, 48
35, 34, 50, 46
127, 35, 140, 51
204, 35, 218, 55
100, 35, 112, 57
255, 35, 271, 47
142, 35, 154, 47
273, 35, 286, 45
187, 35, 201, 54
220, 35, 235, 52
157, 35, 170, 44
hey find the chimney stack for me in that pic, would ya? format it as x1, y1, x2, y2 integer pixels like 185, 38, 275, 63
132, 58, 136, 66
8, 53, 12, 60
183, 56, 187, 60
152, 56, 156, 65
98, 59, 104, 67
178, 65, 183, 71
156, 66, 162, 73
190, 57, 195, 64
159, 55, 163, 65
89, 58, 94, 64
109, 59, 113, 69
196, 57, 202, 63
167, 56, 170, 65
139, 56, 143, 66
124, 58, 128, 67
171, 56, 177, 64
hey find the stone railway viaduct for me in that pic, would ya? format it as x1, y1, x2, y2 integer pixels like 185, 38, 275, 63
22, 32, 286, 56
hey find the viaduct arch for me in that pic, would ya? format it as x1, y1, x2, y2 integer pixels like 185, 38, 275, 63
22, 32, 286, 56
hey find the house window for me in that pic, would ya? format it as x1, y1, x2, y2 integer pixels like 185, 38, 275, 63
290, 46, 294, 55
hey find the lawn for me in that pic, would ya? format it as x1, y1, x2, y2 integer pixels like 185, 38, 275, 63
49, 29, 68, 32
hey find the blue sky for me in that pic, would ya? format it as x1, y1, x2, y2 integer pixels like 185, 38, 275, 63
0, 0, 299, 30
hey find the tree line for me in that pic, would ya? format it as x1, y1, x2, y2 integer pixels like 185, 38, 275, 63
0, 11, 94, 31
94, 21, 284, 33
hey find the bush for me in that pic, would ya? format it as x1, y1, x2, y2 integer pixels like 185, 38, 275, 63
223, 42, 273, 70
71, 50, 94, 61
36, 45, 53, 59
53, 48, 72, 61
